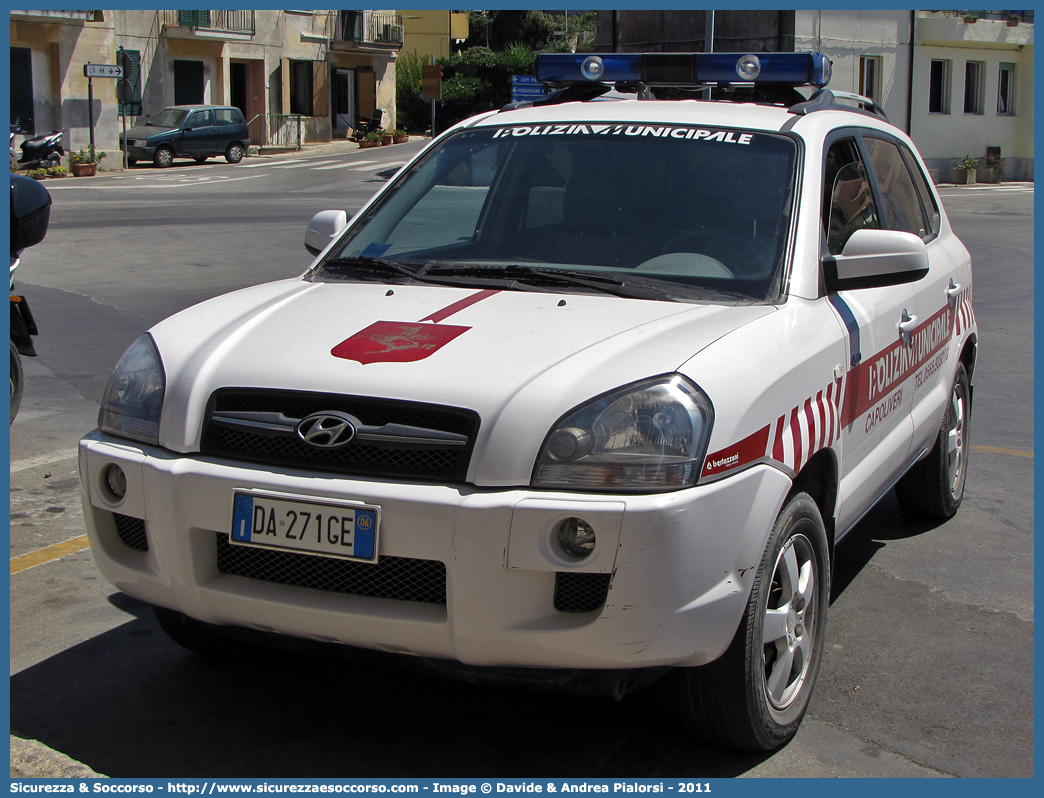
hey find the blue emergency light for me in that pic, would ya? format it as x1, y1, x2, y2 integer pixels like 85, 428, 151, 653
535, 52, 832, 88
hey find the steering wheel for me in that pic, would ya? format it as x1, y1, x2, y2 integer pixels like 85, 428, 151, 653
658, 230, 765, 278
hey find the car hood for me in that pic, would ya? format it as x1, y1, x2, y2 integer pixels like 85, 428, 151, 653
123, 124, 178, 140
150, 279, 775, 485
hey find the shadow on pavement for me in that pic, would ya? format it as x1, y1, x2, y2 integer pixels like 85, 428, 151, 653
11, 594, 774, 779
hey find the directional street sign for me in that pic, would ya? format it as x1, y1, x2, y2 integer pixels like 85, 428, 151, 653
511, 75, 546, 103
83, 63, 123, 78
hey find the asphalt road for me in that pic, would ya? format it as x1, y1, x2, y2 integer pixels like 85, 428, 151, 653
7, 146, 1034, 779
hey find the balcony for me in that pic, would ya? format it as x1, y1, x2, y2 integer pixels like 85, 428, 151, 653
9, 10, 96, 22
332, 11, 404, 51
917, 9, 1034, 46
161, 10, 256, 38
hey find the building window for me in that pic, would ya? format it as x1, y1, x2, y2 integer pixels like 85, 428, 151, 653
998, 63, 1015, 115
859, 56, 881, 103
10, 47, 35, 135
964, 61, 984, 115
928, 59, 950, 114
290, 60, 314, 116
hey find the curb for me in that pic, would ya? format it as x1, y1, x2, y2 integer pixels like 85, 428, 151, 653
10, 736, 107, 779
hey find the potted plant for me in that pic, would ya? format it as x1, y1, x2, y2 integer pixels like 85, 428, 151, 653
393, 129, 409, 144
70, 145, 106, 176
953, 154, 979, 185
359, 131, 382, 149
27, 168, 47, 180
1007, 14, 1020, 27
380, 129, 394, 146
962, 14, 978, 24
47, 165, 68, 179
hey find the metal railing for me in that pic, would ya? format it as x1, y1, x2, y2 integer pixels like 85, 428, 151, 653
162, 10, 255, 35
248, 114, 307, 150
955, 10, 1034, 22
335, 10, 403, 47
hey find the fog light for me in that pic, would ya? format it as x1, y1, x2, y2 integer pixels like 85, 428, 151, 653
556, 517, 596, 559
103, 463, 127, 501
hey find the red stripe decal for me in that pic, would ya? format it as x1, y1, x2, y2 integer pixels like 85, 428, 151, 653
803, 397, 816, 460
702, 425, 770, 478
772, 415, 786, 462
420, 289, 500, 323
790, 407, 802, 470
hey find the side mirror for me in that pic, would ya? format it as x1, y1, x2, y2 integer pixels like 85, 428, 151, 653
823, 228, 929, 292
305, 210, 349, 256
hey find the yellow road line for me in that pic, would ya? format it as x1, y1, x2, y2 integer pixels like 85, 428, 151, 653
971, 444, 1033, 459
10, 535, 91, 575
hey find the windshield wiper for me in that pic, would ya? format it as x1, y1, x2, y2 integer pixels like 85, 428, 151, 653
425, 264, 674, 301
319, 256, 429, 281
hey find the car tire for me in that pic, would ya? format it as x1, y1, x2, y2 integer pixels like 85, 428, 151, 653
10, 341, 23, 424
152, 605, 239, 656
896, 362, 971, 519
153, 147, 174, 168
194, 156, 208, 164
225, 143, 244, 164
675, 491, 830, 751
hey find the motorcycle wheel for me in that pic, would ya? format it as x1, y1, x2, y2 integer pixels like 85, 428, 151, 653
10, 340, 23, 424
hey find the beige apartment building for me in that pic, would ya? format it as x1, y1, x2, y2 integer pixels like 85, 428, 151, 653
10, 9, 404, 161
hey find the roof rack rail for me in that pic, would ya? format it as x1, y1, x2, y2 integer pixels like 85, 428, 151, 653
789, 89, 888, 120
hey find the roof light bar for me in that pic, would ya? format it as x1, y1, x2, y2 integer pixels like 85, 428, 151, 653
535, 52, 832, 89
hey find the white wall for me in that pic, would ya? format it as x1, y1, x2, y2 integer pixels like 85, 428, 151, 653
910, 44, 1033, 181
794, 10, 913, 130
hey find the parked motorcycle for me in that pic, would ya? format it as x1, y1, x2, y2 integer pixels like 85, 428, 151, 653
10, 174, 50, 423
349, 110, 384, 142
11, 125, 65, 172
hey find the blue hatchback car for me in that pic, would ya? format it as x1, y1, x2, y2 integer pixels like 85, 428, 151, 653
119, 105, 251, 167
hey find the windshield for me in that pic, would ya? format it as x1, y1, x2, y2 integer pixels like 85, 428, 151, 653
317, 122, 798, 301
151, 108, 189, 128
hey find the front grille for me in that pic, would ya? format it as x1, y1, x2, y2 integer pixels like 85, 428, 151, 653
114, 513, 148, 552
200, 388, 479, 482
554, 572, 611, 613
216, 534, 447, 605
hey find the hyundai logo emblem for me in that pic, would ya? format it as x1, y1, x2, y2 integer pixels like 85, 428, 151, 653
296, 412, 358, 449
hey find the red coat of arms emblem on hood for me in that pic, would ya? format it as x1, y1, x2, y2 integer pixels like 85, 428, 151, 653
331, 321, 470, 364
331, 290, 499, 365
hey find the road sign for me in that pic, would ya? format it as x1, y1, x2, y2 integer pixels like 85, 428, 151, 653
83, 63, 123, 78
421, 64, 443, 101
511, 75, 546, 103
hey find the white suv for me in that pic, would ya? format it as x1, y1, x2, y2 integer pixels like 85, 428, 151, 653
79, 52, 975, 751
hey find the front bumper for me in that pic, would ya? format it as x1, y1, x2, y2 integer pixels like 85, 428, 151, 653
79, 430, 792, 670
121, 144, 156, 161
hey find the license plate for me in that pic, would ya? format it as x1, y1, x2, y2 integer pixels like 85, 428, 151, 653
230, 490, 379, 563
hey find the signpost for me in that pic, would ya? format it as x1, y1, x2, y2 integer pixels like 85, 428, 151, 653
421, 61, 443, 136
82, 61, 123, 151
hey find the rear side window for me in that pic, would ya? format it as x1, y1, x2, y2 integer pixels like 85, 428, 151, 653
215, 108, 244, 126
900, 145, 941, 238
863, 136, 930, 239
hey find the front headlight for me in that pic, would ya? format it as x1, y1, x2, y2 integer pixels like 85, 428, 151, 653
98, 334, 166, 445
532, 375, 714, 492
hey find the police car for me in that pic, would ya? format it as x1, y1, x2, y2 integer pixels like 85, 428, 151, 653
79, 52, 975, 752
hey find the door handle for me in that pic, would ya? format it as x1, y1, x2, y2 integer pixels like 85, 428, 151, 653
898, 309, 918, 346
947, 278, 962, 306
